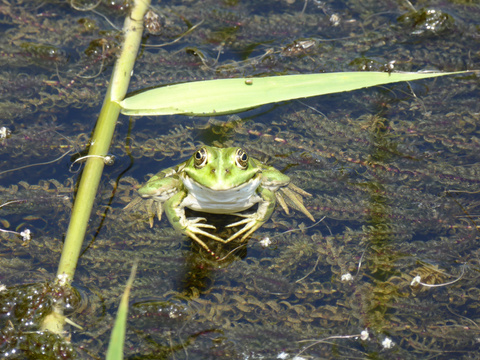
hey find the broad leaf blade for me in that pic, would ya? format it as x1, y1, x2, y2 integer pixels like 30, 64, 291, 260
120, 71, 467, 116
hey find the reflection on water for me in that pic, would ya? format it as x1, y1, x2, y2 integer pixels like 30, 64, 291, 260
1, 0, 479, 358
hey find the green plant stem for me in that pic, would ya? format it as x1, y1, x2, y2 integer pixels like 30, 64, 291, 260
57, 0, 149, 283
41, 0, 150, 334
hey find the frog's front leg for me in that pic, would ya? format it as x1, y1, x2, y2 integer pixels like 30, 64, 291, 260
164, 191, 226, 252
225, 186, 276, 242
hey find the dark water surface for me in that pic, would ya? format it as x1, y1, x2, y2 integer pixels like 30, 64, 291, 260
0, 0, 479, 358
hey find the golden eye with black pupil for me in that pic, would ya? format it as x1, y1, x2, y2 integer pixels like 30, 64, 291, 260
194, 147, 208, 168
235, 148, 248, 169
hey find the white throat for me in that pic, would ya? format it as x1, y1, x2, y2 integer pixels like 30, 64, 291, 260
181, 175, 262, 214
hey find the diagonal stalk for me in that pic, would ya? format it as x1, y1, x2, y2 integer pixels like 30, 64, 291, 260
41, 0, 150, 334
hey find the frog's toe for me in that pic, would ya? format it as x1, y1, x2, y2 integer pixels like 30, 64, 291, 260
193, 223, 216, 230
225, 217, 251, 228
186, 226, 223, 242
155, 201, 163, 221
188, 217, 216, 229
224, 212, 265, 242
226, 220, 263, 242
145, 199, 162, 227
185, 230, 217, 254
238, 224, 263, 242
148, 215, 155, 228
280, 186, 315, 222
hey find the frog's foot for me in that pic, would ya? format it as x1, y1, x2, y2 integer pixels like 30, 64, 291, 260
277, 184, 315, 222
224, 214, 265, 243
145, 199, 164, 227
183, 217, 224, 242
124, 197, 163, 228
183, 218, 226, 258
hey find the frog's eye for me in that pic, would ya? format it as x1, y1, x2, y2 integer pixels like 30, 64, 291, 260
194, 147, 208, 168
235, 148, 249, 169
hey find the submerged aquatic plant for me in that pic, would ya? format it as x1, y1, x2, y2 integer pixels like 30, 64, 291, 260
0, 0, 479, 359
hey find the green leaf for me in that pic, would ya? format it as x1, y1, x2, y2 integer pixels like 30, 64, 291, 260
106, 261, 138, 360
119, 71, 467, 116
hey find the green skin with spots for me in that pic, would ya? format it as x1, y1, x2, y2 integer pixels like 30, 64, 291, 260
137, 146, 313, 254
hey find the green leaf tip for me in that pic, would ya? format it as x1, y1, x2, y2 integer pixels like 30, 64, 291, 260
120, 71, 469, 117
106, 260, 138, 360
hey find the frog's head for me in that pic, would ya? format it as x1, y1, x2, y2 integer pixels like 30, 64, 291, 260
182, 146, 261, 191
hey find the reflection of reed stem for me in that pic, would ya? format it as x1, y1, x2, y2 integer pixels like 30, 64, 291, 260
41, 0, 151, 334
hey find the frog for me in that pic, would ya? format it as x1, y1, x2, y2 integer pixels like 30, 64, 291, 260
126, 145, 315, 256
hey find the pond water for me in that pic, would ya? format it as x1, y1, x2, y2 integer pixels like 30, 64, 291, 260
0, 0, 479, 359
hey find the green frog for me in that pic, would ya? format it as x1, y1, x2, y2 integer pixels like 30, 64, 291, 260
127, 146, 314, 256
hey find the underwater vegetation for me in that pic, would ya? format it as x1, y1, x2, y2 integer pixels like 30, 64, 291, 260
0, 0, 480, 359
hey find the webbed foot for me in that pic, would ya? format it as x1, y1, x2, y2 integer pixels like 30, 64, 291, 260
183, 217, 224, 242
183, 218, 227, 258
277, 184, 315, 222
224, 213, 265, 242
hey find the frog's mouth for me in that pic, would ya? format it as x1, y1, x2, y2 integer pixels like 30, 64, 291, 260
181, 174, 262, 213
